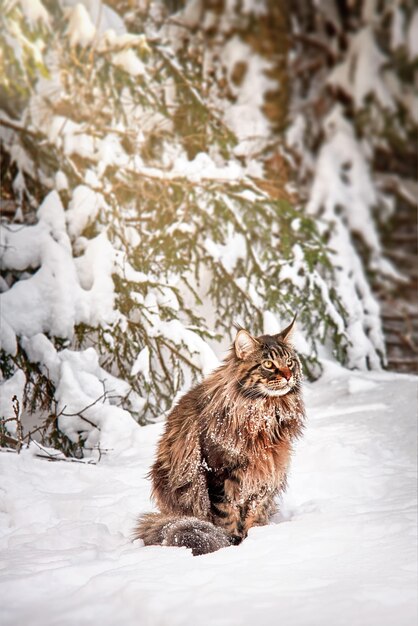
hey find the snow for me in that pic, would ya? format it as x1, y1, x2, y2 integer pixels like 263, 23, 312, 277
19, 0, 50, 27
0, 189, 118, 347
73, 233, 117, 324
0, 363, 416, 625
17, 333, 144, 449
407, 10, 418, 60
131, 152, 245, 183
6, 17, 45, 69
67, 3, 96, 48
0, 188, 140, 431
173, 152, 242, 182
131, 346, 151, 380
1, 7, 416, 619
98, 31, 149, 53
149, 319, 219, 378
112, 49, 146, 76
66, 185, 102, 239
390, 4, 405, 51
0, 370, 26, 434
221, 36, 276, 156
327, 27, 395, 110
308, 107, 379, 253
63, 0, 126, 37
305, 105, 403, 368
204, 230, 246, 273
55, 170, 69, 191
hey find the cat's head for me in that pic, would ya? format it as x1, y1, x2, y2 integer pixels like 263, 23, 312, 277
232, 316, 302, 398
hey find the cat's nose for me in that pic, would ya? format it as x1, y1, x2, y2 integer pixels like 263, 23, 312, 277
279, 369, 292, 381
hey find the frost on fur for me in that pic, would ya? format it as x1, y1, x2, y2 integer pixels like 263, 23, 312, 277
135, 513, 231, 556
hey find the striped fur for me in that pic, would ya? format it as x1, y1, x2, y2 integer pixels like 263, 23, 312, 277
134, 319, 305, 555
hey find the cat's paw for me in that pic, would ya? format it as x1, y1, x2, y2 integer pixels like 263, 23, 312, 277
229, 534, 243, 545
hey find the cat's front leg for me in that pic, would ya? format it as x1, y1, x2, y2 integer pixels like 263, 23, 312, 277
215, 477, 250, 542
217, 478, 274, 542
211, 497, 242, 541
214, 495, 271, 543
241, 492, 275, 536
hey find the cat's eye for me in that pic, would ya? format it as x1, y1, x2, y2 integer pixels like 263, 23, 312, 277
286, 357, 294, 368
263, 360, 274, 369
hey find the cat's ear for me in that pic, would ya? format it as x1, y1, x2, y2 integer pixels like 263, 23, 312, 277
234, 329, 259, 360
276, 314, 297, 344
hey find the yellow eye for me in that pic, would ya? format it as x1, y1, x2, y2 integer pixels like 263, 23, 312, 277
286, 357, 294, 367
263, 360, 274, 369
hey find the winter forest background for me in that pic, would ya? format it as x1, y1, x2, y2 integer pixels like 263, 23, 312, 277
1, 0, 417, 453
0, 1, 417, 625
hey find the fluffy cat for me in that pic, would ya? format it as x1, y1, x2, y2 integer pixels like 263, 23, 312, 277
134, 317, 305, 555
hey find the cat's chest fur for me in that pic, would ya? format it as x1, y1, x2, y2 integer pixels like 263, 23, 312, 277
200, 395, 302, 494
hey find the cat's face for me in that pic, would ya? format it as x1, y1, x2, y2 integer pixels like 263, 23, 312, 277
233, 317, 302, 398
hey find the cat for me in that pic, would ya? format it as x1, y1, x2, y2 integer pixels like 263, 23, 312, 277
134, 316, 305, 555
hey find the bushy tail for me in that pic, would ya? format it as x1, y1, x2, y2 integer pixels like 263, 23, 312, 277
134, 512, 232, 556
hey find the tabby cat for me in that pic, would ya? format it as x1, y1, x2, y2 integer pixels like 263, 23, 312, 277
135, 317, 305, 555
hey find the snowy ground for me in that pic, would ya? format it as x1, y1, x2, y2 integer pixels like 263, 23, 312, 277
0, 362, 417, 626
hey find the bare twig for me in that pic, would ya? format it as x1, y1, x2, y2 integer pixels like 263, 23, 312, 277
57, 388, 114, 430
29, 440, 97, 464
0, 117, 38, 137
0, 387, 117, 463
11, 396, 24, 453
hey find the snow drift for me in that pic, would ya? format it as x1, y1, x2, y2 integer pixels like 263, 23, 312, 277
0, 363, 416, 626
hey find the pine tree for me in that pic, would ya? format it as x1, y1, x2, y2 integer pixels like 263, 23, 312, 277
1, 0, 414, 456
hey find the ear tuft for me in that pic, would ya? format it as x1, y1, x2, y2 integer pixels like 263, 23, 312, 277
276, 314, 297, 344
234, 329, 259, 360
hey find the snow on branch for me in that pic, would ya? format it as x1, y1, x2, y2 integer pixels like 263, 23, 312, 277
3, 0, 410, 455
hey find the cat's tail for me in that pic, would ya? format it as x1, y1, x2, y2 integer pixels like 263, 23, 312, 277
134, 512, 232, 556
